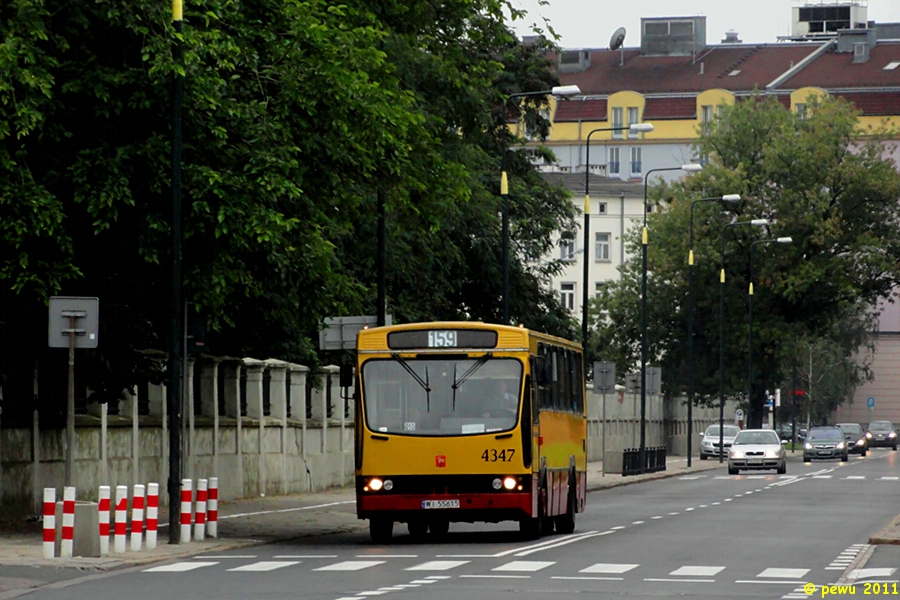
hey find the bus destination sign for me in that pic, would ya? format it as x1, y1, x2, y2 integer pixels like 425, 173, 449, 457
387, 329, 498, 350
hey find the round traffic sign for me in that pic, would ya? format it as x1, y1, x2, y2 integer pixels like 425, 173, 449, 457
735, 409, 744, 419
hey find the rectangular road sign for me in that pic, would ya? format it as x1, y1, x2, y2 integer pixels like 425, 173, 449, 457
48, 297, 99, 349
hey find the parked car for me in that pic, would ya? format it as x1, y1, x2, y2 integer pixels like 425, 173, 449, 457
836, 422, 868, 456
728, 429, 787, 475
865, 421, 898, 450
775, 423, 806, 443
803, 426, 849, 462
700, 424, 741, 460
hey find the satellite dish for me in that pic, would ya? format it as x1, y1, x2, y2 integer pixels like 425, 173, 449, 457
610, 27, 626, 51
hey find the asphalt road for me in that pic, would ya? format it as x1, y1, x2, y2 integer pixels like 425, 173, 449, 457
4, 449, 899, 600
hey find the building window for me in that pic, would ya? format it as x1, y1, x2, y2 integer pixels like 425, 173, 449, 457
701, 105, 714, 134
796, 103, 808, 120
597, 202, 607, 214
595, 232, 611, 262
595, 281, 608, 298
561, 283, 575, 310
627, 107, 639, 138
608, 147, 620, 175
560, 238, 575, 261
612, 107, 623, 139
630, 147, 642, 176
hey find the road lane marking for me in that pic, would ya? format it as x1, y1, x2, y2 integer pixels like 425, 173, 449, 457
437, 554, 495, 558
227, 561, 299, 572
460, 575, 530, 579
670, 566, 725, 577
394, 584, 420, 588
356, 555, 417, 558
735, 580, 806, 585
712, 502, 720, 505
880, 476, 900, 480
493, 561, 554, 572
513, 531, 613, 556
632, 521, 645, 524
356, 592, 388, 596
652, 516, 663, 519
580, 563, 638, 574
276, 555, 338, 558
644, 578, 715, 583
424, 576, 451, 580
668, 512, 680, 515
193, 555, 257, 559
408, 580, 436, 584
406, 561, 469, 571
158, 500, 356, 527
758, 568, 810, 579
699, 505, 708, 508
377, 588, 406, 591
314, 561, 386, 571
848, 568, 897, 579
685, 508, 695, 511
846, 476, 866, 480
143, 562, 218, 572
553, 576, 624, 581
492, 531, 599, 557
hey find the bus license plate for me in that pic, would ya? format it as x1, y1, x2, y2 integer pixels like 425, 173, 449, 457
422, 500, 459, 509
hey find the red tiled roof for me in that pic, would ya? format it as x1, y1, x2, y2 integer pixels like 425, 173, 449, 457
554, 98, 607, 122
784, 43, 900, 90
557, 44, 821, 95
835, 91, 900, 116
643, 96, 696, 119
776, 94, 791, 109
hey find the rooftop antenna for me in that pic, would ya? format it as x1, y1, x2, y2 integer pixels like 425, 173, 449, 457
610, 27, 626, 66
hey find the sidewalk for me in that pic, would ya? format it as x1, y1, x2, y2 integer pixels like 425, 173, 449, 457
0, 454, 828, 571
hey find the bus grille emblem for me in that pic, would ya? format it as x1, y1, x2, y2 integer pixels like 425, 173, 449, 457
435, 455, 446, 468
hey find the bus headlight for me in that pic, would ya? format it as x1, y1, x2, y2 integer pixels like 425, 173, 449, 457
383, 479, 393, 491
492, 478, 502, 490
503, 477, 517, 490
368, 478, 383, 491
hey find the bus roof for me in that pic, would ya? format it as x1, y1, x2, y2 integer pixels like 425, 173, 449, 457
355, 321, 582, 353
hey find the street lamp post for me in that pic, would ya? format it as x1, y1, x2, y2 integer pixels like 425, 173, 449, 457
748, 237, 792, 428
582, 122, 654, 349
686, 194, 741, 467
718, 219, 768, 462
639, 163, 702, 473
501, 85, 581, 325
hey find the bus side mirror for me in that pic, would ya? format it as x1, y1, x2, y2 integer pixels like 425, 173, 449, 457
340, 363, 354, 388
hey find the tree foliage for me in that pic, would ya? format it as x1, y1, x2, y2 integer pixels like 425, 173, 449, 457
0, 0, 576, 419
591, 94, 900, 428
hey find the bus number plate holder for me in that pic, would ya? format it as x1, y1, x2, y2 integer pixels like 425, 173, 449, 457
422, 500, 459, 509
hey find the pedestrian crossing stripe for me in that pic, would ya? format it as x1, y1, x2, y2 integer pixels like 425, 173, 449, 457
227, 561, 299, 572
406, 561, 469, 571
143, 561, 218, 572
314, 561, 386, 571
493, 561, 554, 572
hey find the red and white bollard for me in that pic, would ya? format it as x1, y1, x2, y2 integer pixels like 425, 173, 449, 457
98, 486, 110, 556
146, 483, 159, 550
130, 484, 145, 552
60, 487, 76, 559
42, 488, 56, 560
207, 477, 218, 539
114, 485, 128, 553
194, 478, 207, 541
180, 479, 192, 543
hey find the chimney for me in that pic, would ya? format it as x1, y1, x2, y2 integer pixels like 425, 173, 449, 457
721, 30, 742, 44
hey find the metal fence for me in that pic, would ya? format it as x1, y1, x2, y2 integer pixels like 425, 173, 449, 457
622, 446, 667, 476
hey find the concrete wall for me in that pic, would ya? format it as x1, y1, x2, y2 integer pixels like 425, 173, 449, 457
0, 361, 353, 516
585, 386, 740, 462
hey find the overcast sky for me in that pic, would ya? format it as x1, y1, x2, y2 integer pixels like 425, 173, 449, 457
509, 0, 900, 48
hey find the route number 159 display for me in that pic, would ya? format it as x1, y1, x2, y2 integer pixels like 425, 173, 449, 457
428, 331, 457, 347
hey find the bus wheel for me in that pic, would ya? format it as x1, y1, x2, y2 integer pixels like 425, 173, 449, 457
369, 519, 393, 544
408, 522, 427, 538
555, 489, 576, 534
429, 520, 450, 536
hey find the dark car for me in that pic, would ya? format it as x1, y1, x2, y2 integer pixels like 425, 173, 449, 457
836, 422, 867, 456
803, 426, 849, 463
865, 421, 898, 450
776, 423, 807, 443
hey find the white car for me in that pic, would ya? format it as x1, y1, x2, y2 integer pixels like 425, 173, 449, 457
700, 424, 740, 460
728, 429, 787, 475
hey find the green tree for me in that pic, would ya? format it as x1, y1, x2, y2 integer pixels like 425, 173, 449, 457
591, 93, 900, 429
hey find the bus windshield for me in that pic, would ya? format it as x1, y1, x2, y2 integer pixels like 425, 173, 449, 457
361, 356, 523, 436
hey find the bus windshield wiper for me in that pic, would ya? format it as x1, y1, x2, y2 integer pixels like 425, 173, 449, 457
391, 355, 431, 410
452, 353, 493, 400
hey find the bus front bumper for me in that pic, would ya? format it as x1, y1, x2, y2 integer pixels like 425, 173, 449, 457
357, 492, 533, 523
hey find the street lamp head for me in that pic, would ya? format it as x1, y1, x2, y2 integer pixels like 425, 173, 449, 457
777, 237, 793, 243
750, 219, 768, 226
681, 163, 703, 172
551, 85, 581, 97
629, 123, 655, 132
721, 194, 741, 201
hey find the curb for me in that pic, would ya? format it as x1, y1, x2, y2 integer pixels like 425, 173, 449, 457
869, 515, 900, 545
586, 463, 726, 492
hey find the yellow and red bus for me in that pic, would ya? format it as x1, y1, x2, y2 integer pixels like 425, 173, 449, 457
352, 321, 586, 542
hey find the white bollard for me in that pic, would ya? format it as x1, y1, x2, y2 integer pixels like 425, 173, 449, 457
180, 479, 192, 543
146, 483, 159, 550
130, 484, 145, 552
207, 477, 218, 539
42, 488, 56, 560
114, 485, 128, 553
60, 487, 76, 559
98, 486, 110, 556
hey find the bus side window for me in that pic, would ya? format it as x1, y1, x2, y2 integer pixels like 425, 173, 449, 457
574, 354, 584, 414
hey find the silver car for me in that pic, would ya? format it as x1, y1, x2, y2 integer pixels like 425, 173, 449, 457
728, 429, 787, 475
700, 424, 740, 460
